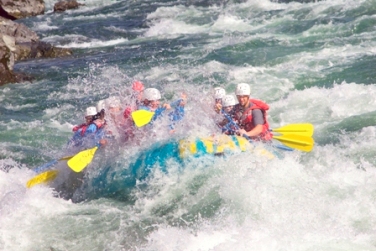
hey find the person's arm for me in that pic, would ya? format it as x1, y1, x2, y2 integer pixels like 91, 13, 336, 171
154, 107, 166, 118
72, 123, 85, 132
170, 93, 187, 108
94, 128, 108, 146
240, 124, 263, 137
170, 99, 182, 108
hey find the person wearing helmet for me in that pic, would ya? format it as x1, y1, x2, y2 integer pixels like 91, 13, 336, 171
136, 88, 187, 131
68, 106, 107, 148
103, 96, 128, 139
106, 96, 122, 114
138, 88, 170, 120
72, 106, 98, 134
94, 99, 114, 144
214, 87, 226, 113
232, 83, 272, 141
217, 95, 238, 135
222, 94, 237, 114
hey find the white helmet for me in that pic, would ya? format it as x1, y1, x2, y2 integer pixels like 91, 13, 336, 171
235, 83, 251, 96
96, 100, 105, 112
143, 88, 161, 101
106, 96, 121, 108
222, 95, 237, 107
214, 87, 226, 99
85, 106, 97, 117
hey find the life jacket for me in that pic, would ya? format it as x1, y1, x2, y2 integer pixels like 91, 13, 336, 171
233, 99, 272, 141
123, 106, 133, 119
72, 119, 105, 136
73, 123, 87, 136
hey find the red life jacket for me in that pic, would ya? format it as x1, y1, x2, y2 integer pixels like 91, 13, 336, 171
123, 106, 133, 119
72, 123, 87, 136
72, 119, 105, 136
233, 99, 272, 141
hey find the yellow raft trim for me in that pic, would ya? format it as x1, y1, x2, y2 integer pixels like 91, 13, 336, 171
178, 135, 275, 159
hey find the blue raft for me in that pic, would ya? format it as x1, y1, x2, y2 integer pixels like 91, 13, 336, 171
67, 135, 281, 202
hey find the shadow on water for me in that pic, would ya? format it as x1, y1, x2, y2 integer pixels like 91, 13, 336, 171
296, 56, 376, 90
314, 110, 376, 146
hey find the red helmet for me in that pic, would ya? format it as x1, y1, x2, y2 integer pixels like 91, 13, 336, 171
132, 81, 144, 92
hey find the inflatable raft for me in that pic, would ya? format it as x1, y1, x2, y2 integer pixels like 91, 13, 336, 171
27, 123, 314, 202
65, 135, 279, 202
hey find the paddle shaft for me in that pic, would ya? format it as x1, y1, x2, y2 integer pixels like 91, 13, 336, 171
33, 155, 75, 174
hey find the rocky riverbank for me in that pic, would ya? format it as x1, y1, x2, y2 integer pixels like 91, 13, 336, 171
0, 0, 83, 86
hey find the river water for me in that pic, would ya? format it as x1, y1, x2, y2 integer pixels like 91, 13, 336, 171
1, 0, 376, 250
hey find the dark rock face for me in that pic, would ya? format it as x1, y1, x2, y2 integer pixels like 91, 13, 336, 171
0, 17, 73, 86
0, 5, 16, 20
0, 0, 45, 19
0, 38, 33, 85
20, 41, 73, 60
0, 41, 16, 85
54, 0, 85, 13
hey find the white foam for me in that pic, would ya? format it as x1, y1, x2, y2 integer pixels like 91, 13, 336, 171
32, 19, 58, 31
104, 26, 128, 34
60, 38, 128, 48
269, 82, 376, 126
144, 19, 207, 37
3, 103, 37, 111
211, 14, 254, 32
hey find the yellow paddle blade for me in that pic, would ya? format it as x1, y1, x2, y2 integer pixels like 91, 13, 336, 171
273, 134, 314, 152
273, 123, 314, 137
67, 146, 98, 172
131, 110, 155, 127
26, 170, 59, 188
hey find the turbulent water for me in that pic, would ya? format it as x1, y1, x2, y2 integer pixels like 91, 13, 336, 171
2, 0, 376, 250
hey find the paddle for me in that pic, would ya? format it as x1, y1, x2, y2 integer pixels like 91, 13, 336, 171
26, 170, 59, 188
272, 134, 314, 152
271, 123, 314, 137
67, 146, 99, 172
26, 146, 99, 188
131, 110, 155, 127
33, 155, 75, 174
221, 112, 314, 152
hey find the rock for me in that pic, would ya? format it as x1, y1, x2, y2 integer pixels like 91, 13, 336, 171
0, 39, 16, 85
0, 37, 32, 86
2, 35, 15, 70
0, 0, 45, 19
54, 0, 85, 13
0, 16, 73, 85
0, 5, 16, 20
0, 16, 38, 62
0, 16, 39, 43
17, 41, 72, 60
